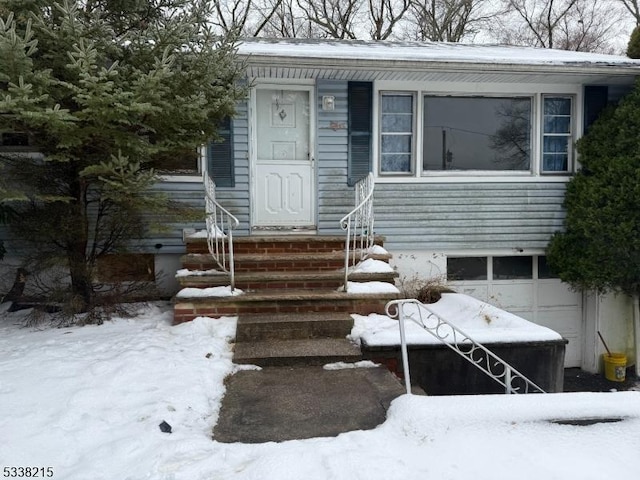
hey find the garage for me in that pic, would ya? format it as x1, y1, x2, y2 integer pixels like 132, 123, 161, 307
447, 255, 583, 367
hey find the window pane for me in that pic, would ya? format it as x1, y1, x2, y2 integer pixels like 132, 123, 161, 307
382, 114, 412, 132
447, 257, 488, 281
538, 256, 559, 279
544, 97, 571, 116
382, 135, 412, 153
381, 154, 411, 172
423, 96, 531, 171
149, 146, 199, 174
544, 116, 570, 134
543, 154, 568, 171
382, 95, 413, 113
543, 136, 569, 153
493, 256, 533, 280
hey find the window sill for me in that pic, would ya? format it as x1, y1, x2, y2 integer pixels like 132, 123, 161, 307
158, 174, 203, 183
375, 174, 573, 184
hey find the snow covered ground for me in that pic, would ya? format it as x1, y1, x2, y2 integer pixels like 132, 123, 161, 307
1, 303, 639, 480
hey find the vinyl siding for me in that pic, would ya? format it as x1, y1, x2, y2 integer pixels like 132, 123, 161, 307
373, 182, 566, 251
316, 80, 354, 234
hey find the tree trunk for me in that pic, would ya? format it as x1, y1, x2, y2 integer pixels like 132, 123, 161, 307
633, 294, 640, 377
68, 246, 93, 313
2, 267, 29, 304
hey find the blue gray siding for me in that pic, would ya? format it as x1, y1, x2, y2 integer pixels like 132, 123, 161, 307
316, 80, 353, 234
374, 182, 566, 251
215, 100, 250, 236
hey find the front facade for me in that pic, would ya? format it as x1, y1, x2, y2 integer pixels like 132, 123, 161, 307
7, 39, 638, 372
185, 39, 635, 373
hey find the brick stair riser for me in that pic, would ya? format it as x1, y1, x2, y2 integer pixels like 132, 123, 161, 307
235, 320, 352, 342
187, 241, 348, 255
174, 299, 389, 325
185, 238, 384, 255
182, 258, 349, 272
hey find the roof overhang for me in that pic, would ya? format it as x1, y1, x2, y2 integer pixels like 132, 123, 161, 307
237, 39, 640, 85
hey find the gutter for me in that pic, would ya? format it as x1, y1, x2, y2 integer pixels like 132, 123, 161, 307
237, 53, 640, 78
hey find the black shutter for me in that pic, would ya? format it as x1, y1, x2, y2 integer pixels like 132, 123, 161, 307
583, 86, 609, 133
207, 117, 234, 187
348, 82, 373, 186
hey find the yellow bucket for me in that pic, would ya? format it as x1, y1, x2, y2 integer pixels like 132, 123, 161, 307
603, 353, 627, 382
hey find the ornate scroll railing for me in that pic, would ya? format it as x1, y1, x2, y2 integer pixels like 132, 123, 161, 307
385, 299, 546, 395
204, 174, 239, 291
339, 173, 375, 292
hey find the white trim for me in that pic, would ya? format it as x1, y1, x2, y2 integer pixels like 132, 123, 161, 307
159, 174, 203, 183
250, 78, 315, 87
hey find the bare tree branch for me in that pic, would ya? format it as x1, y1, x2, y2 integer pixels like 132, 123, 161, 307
368, 0, 411, 40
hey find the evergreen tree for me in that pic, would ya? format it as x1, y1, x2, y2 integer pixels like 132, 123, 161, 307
627, 25, 640, 58
0, 0, 246, 314
546, 80, 640, 297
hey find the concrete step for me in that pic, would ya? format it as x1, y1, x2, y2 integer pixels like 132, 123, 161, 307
236, 312, 354, 342
233, 338, 362, 367
173, 289, 399, 324
177, 269, 399, 290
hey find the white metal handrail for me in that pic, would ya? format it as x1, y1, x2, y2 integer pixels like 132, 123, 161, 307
385, 299, 547, 395
339, 173, 375, 292
204, 175, 239, 291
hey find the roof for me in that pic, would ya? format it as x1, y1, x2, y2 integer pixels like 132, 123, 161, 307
237, 38, 640, 84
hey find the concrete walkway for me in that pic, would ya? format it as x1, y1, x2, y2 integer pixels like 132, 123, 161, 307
213, 366, 407, 443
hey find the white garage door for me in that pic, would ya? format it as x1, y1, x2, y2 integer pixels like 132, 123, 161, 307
448, 255, 583, 367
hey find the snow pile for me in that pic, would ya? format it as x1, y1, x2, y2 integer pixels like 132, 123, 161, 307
354, 293, 562, 346
351, 258, 394, 274
188, 226, 227, 239
176, 286, 243, 298
340, 281, 400, 294
323, 360, 380, 370
1, 305, 639, 479
175, 268, 224, 277
367, 245, 389, 256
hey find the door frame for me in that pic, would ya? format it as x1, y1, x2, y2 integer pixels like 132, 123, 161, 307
249, 82, 317, 231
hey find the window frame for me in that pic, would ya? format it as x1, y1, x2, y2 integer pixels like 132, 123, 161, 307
378, 91, 416, 176
372, 81, 581, 182
540, 94, 574, 175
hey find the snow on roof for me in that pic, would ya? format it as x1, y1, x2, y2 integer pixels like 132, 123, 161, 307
238, 38, 640, 70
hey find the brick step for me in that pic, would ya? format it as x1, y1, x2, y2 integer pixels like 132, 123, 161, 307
173, 289, 399, 324
180, 251, 392, 272
235, 312, 354, 342
233, 338, 362, 367
181, 252, 344, 272
185, 234, 385, 255
177, 270, 398, 290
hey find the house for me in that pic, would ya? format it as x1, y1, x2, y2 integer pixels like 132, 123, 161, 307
5, 38, 640, 375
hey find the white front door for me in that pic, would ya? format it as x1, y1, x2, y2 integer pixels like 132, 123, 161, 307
252, 87, 315, 229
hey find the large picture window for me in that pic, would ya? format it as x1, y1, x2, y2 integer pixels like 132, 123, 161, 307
423, 96, 532, 171
380, 93, 414, 174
